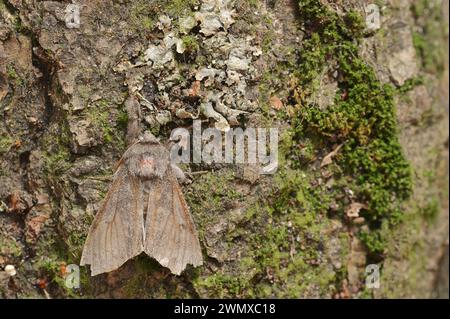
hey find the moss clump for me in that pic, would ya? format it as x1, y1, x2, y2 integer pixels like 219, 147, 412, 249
396, 76, 425, 95
419, 197, 440, 223
32, 232, 91, 298
164, 0, 199, 16
44, 147, 71, 177
128, 0, 159, 36
0, 236, 22, 258
194, 272, 252, 298
128, 0, 198, 37
192, 168, 345, 298
411, 0, 448, 75
84, 100, 112, 143
286, 1, 412, 254
0, 135, 14, 154
42, 121, 72, 178
6, 64, 24, 86
83, 99, 126, 148
185, 169, 244, 237
181, 35, 199, 53
116, 107, 129, 132
243, 171, 338, 297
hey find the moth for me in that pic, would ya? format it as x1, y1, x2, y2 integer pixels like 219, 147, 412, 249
80, 131, 203, 276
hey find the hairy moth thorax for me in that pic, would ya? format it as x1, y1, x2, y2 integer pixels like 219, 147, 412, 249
125, 143, 169, 179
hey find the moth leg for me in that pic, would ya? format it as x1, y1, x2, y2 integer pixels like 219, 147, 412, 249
171, 163, 191, 185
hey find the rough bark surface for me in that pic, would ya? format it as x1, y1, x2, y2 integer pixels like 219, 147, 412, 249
0, 0, 448, 298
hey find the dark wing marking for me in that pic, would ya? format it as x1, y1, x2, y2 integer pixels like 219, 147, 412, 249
144, 169, 203, 275
80, 165, 144, 276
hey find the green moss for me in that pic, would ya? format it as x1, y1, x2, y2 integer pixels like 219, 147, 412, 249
6, 64, 24, 86
192, 167, 342, 298
192, 6, 414, 296
116, 107, 129, 131
246, 0, 259, 8
85, 100, 112, 143
0, 135, 14, 154
128, 0, 198, 36
0, 236, 22, 258
185, 169, 243, 238
129, 1, 159, 35
411, 0, 448, 75
32, 233, 88, 298
44, 147, 71, 177
77, 85, 90, 100
194, 272, 251, 298
123, 255, 197, 298
42, 121, 72, 178
187, 161, 345, 297
359, 230, 386, 255
419, 197, 440, 223
123, 257, 161, 298
66, 232, 88, 261
141, 16, 154, 31
286, 1, 413, 253
164, 0, 199, 16
375, 198, 432, 297
396, 76, 425, 95
83, 99, 126, 148
244, 171, 337, 297
181, 35, 199, 53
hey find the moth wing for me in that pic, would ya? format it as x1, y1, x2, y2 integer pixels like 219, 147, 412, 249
144, 169, 203, 275
80, 165, 144, 276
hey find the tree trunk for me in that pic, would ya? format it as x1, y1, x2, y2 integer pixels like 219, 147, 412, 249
0, 0, 448, 298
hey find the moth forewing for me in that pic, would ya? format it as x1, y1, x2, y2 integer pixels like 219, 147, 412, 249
80, 165, 145, 276
143, 168, 203, 275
